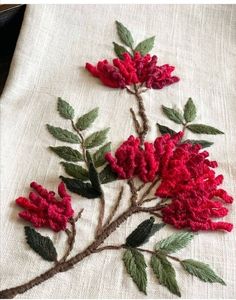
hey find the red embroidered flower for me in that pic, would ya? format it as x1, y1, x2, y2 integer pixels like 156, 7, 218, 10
16, 182, 74, 232
86, 52, 179, 89
154, 133, 233, 232
105, 135, 158, 182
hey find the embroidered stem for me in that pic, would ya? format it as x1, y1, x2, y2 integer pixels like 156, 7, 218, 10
71, 120, 88, 165
96, 193, 105, 237
130, 108, 141, 135
138, 176, 160, 205
103, 186, 124, 228
127, 179, 138, 206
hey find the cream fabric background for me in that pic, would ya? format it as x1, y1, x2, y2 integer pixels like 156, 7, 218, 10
1, 4, 236, 299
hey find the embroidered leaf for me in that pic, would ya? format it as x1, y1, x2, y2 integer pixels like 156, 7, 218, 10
162, 106, 184, 124
135, 36, 155, 56
76, 107, 99, 131
155, 232, 194, 254
183, 139, 214, 148
57, 97, 74, 120
123, 248, 147, 294
49, 146, 83, 162
115, 21, 134, 48
126, 217, 164, 247
86, 151, 102, 194
113, 42, 129, 59
84, 128, 110, 149
60, 176, 101, 198
93, 142, 111, 168
61, 162, 89, 181
184, 98, 196, 123
47, 125, 80, 144
24, 226, 57, 262
157, 123, 177, 136
99, 164, 118, 184
186, 124, 224, 135
181, 259, 226, 285
151, 254, 181, 297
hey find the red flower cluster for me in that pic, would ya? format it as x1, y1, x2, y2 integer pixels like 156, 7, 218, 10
105, 136, 158, 182
85, 52, 179, 89
105, 133, 233, 232
16, 182, 74, 232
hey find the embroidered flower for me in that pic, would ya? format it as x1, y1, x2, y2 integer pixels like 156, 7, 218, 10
85, 52, 179, 89
105, 135, 158, 182
154, 133, 233, 232
16, 182, 74, 232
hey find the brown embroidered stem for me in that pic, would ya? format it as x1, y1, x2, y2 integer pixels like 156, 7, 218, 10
71, 120, 87, 165
138, 176, 160, 205
137, 182, 146, 192
96, 193, 105, 237
130, 108, 141, 135
58, 219, 77, 264
103, 186, 124, 228
127, 179, 138, 206
142, 196, 157, 203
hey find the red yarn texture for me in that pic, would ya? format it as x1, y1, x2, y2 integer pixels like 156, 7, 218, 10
105, 133, 233, 232
85, 52, 179, 89
16, 182, 74, 232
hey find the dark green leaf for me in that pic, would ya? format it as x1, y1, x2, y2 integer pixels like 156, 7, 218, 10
151, 254, 181, 297
113, 42, 129, 59
115, 21, 134, 48
186, 124, 224, 135
86, 151, 102, 194
155, 232, 194, 254
135, 36, 155, 55
184, 98, 196, 123
76, 107, 99, 131
93, 142, 111, 168
123, 248, 147, 294
126, 218, 164, 247
162, 106, 184, 124
84, 128, 110, 149
57, 97, 74, 120
181, 259, 226, 285
49, 146, 83, 162
183, 139, 214, 148
60, 176, 101, 198
46, 125, 80, 144
99, 164, 118, 184
61, 162, 89, 181
24, 226, 57, 262
157, 123, 177, 136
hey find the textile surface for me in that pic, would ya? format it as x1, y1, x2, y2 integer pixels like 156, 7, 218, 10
0, 4, 236, 299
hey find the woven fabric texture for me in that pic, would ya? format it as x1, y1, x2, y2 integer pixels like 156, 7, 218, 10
1, 4, 236, 299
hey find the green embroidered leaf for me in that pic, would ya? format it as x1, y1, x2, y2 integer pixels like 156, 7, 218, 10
183, 139, 214, 148
135, 36, 155, 55
86, 151, 102, 194
84, 128, 110, 149
157, 123, 177, 136
49, 146, 83, 162
93, 142, 111, 168
155, 232, 194, 254
57, 97, 74, 120
126, 217, 164, 248
60, 176, 101, 199
181, 259, 226, 285
24, 226, 57, 262
184, 98, 196, 123
162, 106, 184, 124
99, 164, 118, 184
61, 162, 89, 181
151, 254, 181, 297
46, 125, 80, 144
123, 248, 147, 294
113, 42, 129, 59
76, 107, 99, 131
115, 21, 134, 48
186, 124, 224, 135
